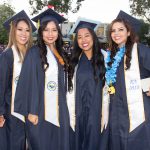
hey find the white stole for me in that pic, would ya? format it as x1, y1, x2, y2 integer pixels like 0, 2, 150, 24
67, 50, 110, 133
101, 84, 110, 132
101, 49, 110, 132
44, 46, 60, 127
124, 43, 145, 132
66, 67, 77, 131
11, 45, 25, 122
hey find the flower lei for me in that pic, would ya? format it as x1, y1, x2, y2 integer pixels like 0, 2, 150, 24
105, 46, 126, 94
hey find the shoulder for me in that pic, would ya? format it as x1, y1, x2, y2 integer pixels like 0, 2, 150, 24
0, 48, 13, 63
1, 48, 13, 57
26, 45, 40, 60
137, 43, 150, 57
101, 49, 109, 60
138, 43, 150, 52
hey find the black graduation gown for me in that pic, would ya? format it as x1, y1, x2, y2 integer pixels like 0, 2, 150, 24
75, 53, 103, 150
0, 48, 26, 150
109, 43, 150, 150
14, 45, 70, 150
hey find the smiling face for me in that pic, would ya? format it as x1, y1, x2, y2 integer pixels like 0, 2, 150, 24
15, 20, 30, 47
77, 28, 93, 59
43, 21, 58, 47
111, 22, 130, 47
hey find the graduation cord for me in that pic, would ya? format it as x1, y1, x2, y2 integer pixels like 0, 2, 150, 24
51, 49, 65, 66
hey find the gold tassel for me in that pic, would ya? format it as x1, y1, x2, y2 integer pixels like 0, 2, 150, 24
10, 21, 13, 29
37, 19, 40, 29
108, 82, 115, 94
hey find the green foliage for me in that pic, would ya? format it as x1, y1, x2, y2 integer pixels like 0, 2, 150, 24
130, 0, 150, 46
0, 3, 15, 44
139, 20, 150, 46
129, 0, 150, 23
29, 0, 85, 15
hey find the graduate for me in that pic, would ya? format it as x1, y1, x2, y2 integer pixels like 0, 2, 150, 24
0, 10, 36, 150
67, 19, 106, 150
106, 10, 150, 150
14, 8, 71, 150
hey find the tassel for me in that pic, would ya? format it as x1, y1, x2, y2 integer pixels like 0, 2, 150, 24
37, 19, 40, 29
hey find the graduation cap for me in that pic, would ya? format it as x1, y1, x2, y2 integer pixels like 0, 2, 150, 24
74, 21, 98, 33
32, 8, 66, 25
116, 10, 142, 34
3, 10, 36, 32
69, 17, 100, 34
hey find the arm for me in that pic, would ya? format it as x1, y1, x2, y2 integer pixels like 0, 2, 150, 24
15, 48, 39, 124
138, 44, 150, 96
0, 53, 9, 115
0, 52, 9, 127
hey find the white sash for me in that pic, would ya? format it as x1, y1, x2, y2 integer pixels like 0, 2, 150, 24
11, 45, 25, 122
44, 46, 60, 127
101, 49, 110, 132
66, 67, 77, 131
124, 43, 145, 132
101, 84, 110, 132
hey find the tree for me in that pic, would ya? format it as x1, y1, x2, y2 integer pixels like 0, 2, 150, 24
129, 0, 150, 46
29, 0, 85, 15
129, 0, 150, 23
139, 20, 150, 46
0, 3, 15, 44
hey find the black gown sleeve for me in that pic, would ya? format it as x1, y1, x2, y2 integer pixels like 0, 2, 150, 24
138, 43, 150, 72
14, 47, 40, 116
0, 53, 9, 115
0, 49, 13, 115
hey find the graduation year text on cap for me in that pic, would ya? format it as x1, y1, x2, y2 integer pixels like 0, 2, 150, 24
3, 10, 36, 32
32, 8, 66, 25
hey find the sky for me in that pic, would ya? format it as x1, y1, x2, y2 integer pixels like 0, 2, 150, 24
1, 0, 131, 23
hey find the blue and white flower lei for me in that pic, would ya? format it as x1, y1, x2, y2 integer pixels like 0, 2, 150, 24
105, 46, 126, 86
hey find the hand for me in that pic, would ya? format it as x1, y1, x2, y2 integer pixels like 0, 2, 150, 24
146, 87, 150, 96
0, 115, 5, 127
28, 114, 38, 125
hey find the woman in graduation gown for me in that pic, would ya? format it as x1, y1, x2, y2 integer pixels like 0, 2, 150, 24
106, 18, 150, 150
0, 10, 35, 150
14, 9, 71, 150
67, 24, 106, 150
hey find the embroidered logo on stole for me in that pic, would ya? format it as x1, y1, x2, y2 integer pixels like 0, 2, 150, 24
11, 45, 25, 122
44, 46, 60, 127
47, 81, 57, 91
124, 43, 145, 132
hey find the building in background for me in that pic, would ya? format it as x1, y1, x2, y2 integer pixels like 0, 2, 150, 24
96, 23, 109, 43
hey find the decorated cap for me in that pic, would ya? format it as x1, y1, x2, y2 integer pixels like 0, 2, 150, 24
31, 8, 66, 25
3, 10, 36, 32
116, 10, 142, 34
69, 17, 100, 34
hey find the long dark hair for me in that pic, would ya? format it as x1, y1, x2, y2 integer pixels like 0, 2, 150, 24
68, 27, 105, 92
37, 20, 67, 71
108, 18, 136, 69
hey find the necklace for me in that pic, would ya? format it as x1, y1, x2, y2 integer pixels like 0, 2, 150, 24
105, 46, 126, 94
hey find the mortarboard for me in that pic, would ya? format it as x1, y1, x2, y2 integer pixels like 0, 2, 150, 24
3, 10, 36, 32
116, 10, 142, 34
31, 8, 66, 25
69, 17, 100, 34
